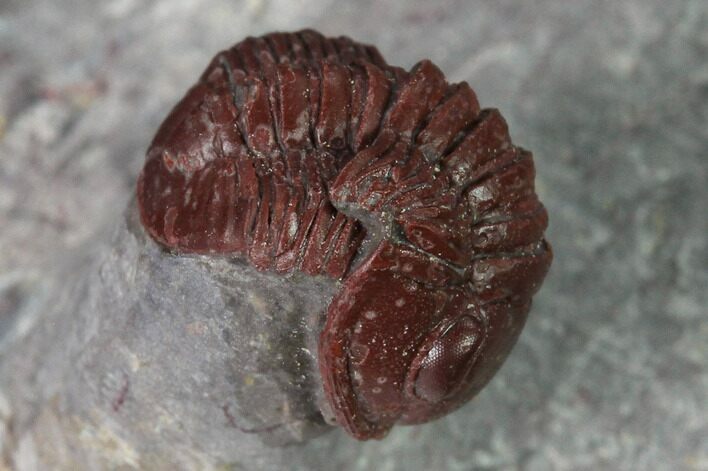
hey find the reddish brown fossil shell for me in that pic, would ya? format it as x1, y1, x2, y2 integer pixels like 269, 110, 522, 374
137, 30, 552, 440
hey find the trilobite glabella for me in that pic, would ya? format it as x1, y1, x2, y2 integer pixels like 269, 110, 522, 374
137, 30, 552, 440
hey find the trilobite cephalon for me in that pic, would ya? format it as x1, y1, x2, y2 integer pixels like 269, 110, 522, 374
137, 30, 552, 440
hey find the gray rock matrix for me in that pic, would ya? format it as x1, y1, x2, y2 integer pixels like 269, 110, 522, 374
1, 0, 706, 470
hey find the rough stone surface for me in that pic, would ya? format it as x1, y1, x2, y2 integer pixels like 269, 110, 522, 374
1, 0, 707, 470
1, 201, 335, 468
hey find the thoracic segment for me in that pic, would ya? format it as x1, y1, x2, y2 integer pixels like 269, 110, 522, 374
138, 30, 548, 286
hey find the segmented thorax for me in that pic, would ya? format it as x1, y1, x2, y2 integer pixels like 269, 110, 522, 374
137, 30, 552, 440
139, 31, 392, 277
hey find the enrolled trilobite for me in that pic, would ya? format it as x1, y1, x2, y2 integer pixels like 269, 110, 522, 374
137, 30, 552, 440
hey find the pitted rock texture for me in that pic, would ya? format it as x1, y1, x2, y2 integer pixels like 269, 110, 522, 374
2, 0, 706, 469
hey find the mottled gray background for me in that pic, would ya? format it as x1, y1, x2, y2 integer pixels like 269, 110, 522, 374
1, 0, 706, 470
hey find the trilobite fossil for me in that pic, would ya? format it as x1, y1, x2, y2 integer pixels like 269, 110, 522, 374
138, 29, 552, 440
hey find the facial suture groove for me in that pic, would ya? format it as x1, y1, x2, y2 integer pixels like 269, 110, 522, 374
137, 29, 553, 440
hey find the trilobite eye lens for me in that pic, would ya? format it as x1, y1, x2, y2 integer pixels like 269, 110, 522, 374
413, 316, 483, 403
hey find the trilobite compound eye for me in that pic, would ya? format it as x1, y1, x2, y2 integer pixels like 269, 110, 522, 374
410, 316, 484, 403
